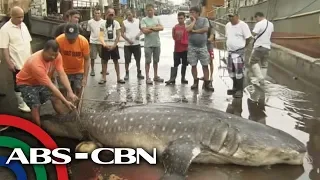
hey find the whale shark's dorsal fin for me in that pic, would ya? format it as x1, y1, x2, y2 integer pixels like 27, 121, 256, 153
160, 138, 201, 180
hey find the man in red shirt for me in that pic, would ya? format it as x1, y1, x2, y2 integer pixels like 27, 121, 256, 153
16, 40, 78, 126
165, 12, 189, 85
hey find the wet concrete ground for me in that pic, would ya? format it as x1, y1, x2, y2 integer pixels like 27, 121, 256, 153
0, 13, 320, 180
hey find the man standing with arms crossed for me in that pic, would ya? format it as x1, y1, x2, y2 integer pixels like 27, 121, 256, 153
185, 6, 214, 91
87, 7, 104, 77
55, 23, 90, 99
249, 12, 274, 87
140, 4, 164, 85
225, 10, 252, 98
0, 6, 32, 112
121, 10, 144, 80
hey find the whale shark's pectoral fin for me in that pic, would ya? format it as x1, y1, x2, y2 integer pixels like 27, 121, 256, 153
160, 139, 201, 180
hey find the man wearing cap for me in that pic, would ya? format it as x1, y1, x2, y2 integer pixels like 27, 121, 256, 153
55, 23, 90, 99
225, 10, 252, 98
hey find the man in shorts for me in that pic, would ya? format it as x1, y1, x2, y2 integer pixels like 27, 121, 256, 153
248, 12, 274, 86
87, 7, 104, 76
185, 6, 214, 91
55, 23, 90, 98
98, 8, 125, 84
141, 4, 164, 85
16, 40, 78, 126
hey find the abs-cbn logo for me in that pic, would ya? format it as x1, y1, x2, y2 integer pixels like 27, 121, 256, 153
6, 148, 157, 165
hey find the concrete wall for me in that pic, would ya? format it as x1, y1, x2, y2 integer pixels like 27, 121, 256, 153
269, 44, 320, 89
237, 0, 320, 35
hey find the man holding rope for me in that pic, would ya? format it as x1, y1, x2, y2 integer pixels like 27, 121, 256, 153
16, 40, 78, 126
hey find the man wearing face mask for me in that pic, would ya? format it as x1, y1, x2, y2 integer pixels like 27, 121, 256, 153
99, 8, 125, 84
55, 23, 90, 99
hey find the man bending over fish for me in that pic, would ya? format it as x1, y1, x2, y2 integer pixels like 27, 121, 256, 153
16, 40, 78, 126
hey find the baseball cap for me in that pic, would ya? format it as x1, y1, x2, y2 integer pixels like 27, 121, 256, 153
64, 23, 79, 39
227, 8, 238, 16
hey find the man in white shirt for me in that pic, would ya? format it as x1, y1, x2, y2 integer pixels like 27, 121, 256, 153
0, 6, 32, 112
225, 10, 252, 98
99, 8, 125, 84
249, 12, 274, 86
121, 10, 144, 80
87, 8, 104, 76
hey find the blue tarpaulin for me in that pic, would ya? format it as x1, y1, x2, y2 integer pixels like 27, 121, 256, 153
120, 0, 127, 4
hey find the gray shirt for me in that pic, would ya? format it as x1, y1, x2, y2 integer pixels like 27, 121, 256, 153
141, 16, 162, 47
186, 17, 209, 48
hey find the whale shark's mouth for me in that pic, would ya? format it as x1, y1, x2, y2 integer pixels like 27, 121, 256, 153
192, 147, 306, 166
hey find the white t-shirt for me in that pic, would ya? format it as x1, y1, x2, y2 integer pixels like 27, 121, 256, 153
123, 18, 141, 46
225, 20, 252, 52
252, 19, 274, 49
87, 18, 104, 44
100, 20, 121, 46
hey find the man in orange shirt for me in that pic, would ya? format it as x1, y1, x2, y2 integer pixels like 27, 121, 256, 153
16, 40, 78, 126
56, 23, 90, 97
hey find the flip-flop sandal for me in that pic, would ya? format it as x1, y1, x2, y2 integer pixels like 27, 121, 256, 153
153, 76, 164, 82
146, 79, 153, 84
117, 79, 125, 84
100, 71, 110, 75
98, 79, 106, 84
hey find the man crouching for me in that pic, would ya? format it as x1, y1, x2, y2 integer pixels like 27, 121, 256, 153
16, 40, 78, 126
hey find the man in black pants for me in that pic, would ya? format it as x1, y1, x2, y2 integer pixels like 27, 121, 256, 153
165, 12, 188, 85
121, 10, 144, 80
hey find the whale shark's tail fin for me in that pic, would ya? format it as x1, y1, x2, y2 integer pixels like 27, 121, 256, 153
160, 139, 201, 180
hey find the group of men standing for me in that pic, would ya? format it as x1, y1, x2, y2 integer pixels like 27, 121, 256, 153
0, 5, 273, 127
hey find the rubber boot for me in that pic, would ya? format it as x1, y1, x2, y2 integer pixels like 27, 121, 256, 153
137, 70, 144, 79
124, 71, 129, 80
181, 65, 188, 84
165, 67, 178, 85
251, 63, 265, 86
227, 77, 237, 95
233, 78, 244, 98
203, 80, 214, 91
15, 92, 31, 112
191, 78, 199, 90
